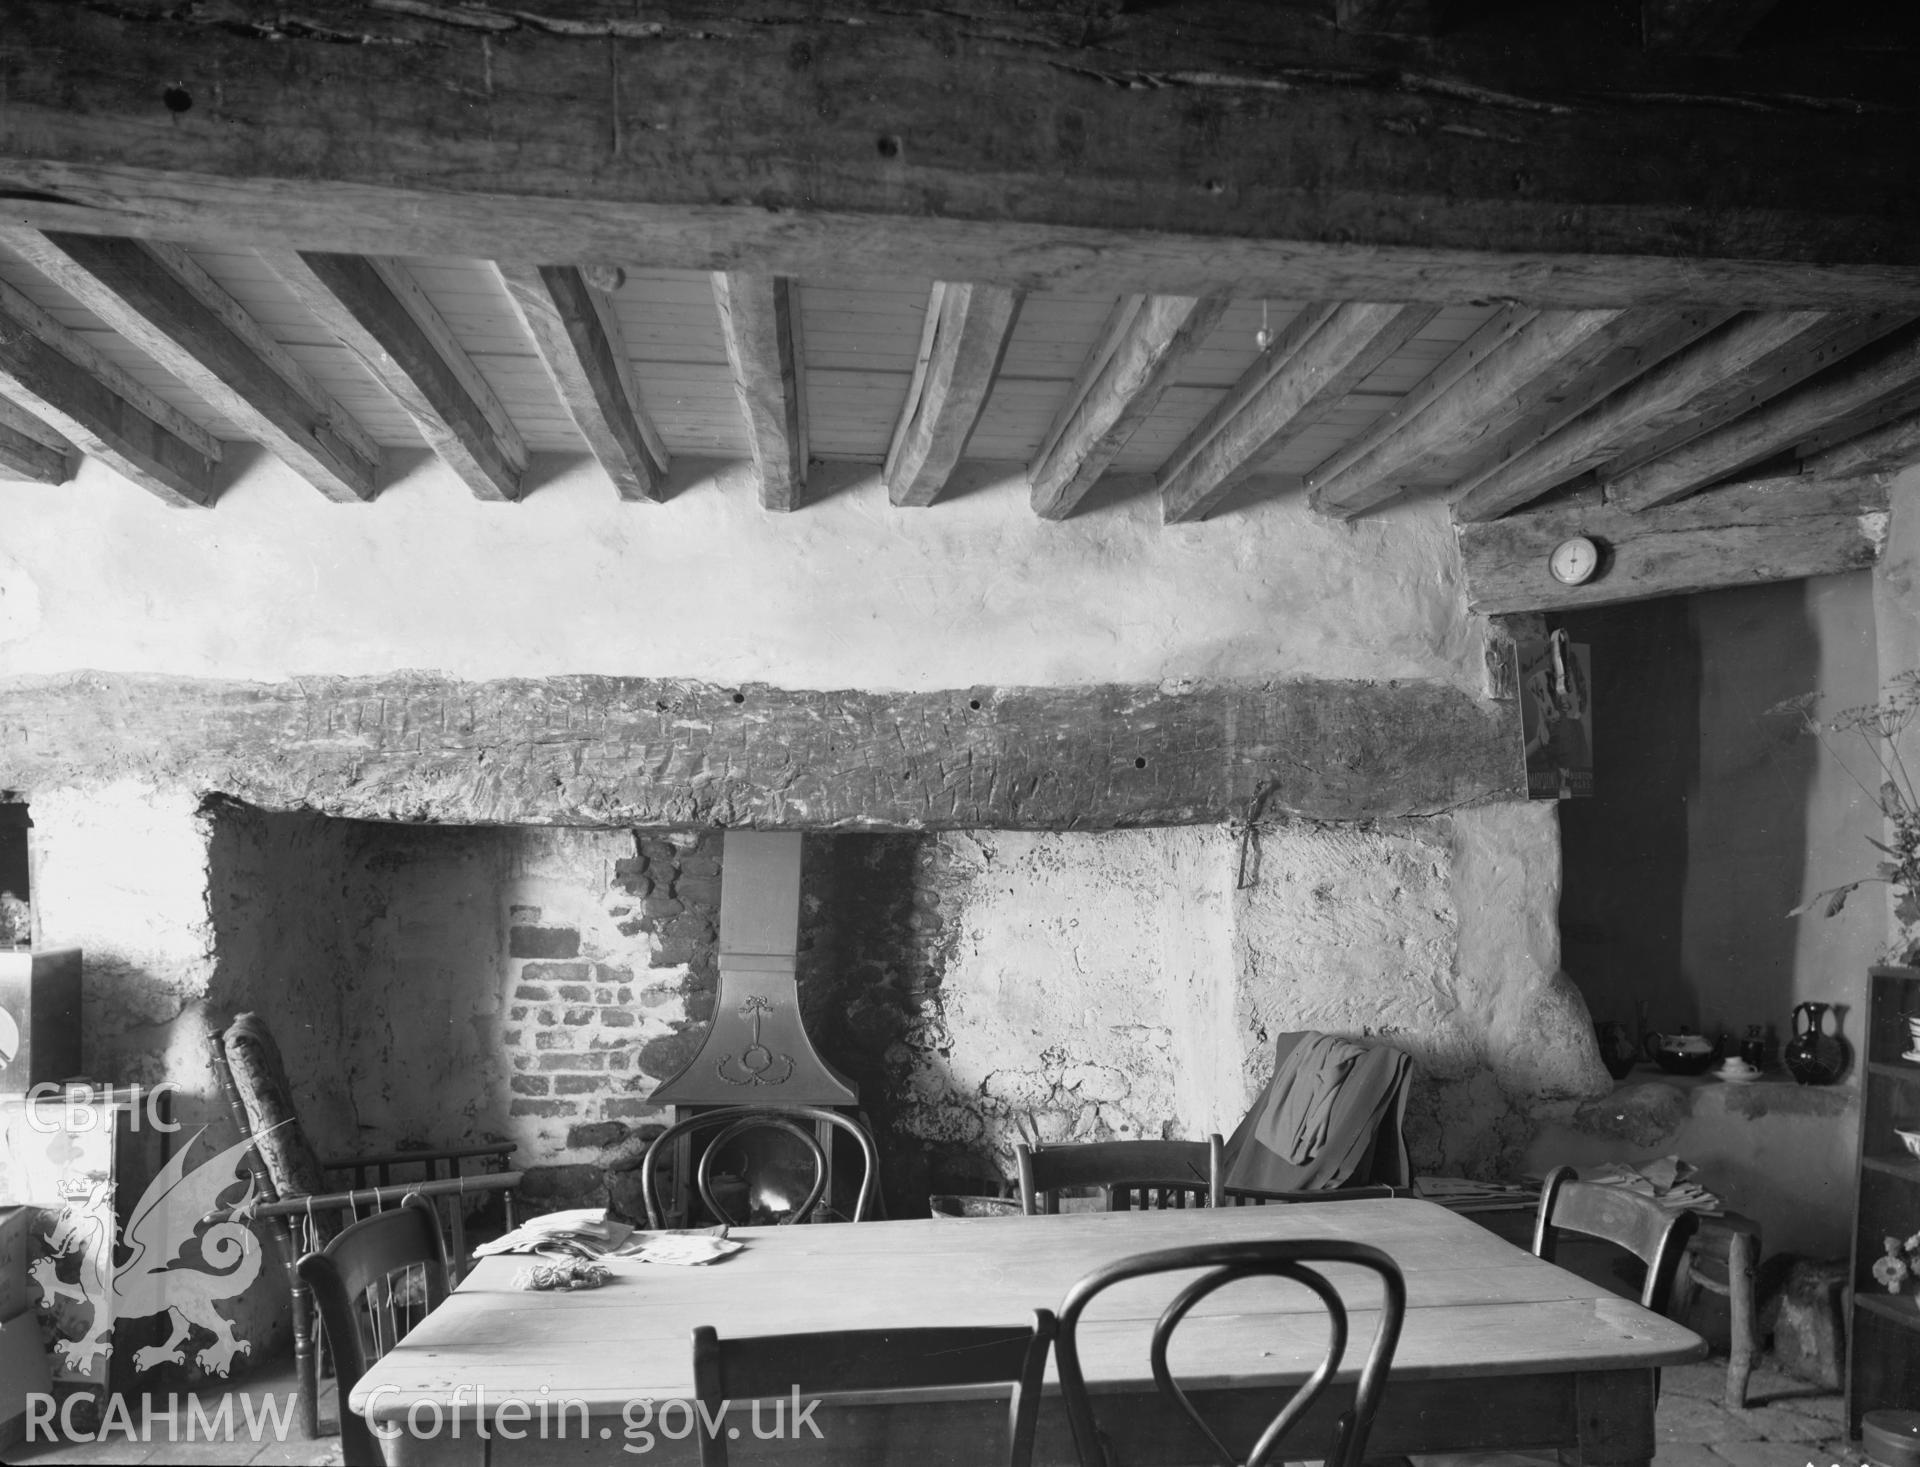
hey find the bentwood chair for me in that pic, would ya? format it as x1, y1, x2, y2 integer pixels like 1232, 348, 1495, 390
296, 1195, 450, 1467
639, 1104, 879, 1227
1054, 1239, 1406, 1467
691, 1312, 1057, 1467
210, 1013, 521, 1439
1407, 1170, 1699, 1467
1015, 1135, 1225, 1214
1532, 1165, 1698, 1314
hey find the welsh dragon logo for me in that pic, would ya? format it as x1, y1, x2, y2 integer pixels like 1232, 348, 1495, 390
31, 1127, 265, 1376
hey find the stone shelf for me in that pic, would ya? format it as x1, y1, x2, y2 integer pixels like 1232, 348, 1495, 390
1572, 1067, 1854, 1148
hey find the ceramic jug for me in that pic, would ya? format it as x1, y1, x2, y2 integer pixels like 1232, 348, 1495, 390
1784, 1002, 1847, 1086
1594, 1020, 1638, 1079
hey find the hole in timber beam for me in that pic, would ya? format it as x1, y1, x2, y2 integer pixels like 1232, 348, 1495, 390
968, 699, 981, 711
731, 691, 746, 704
876, 135, 901, 159
1134, 757, 1148, 769
163, 86, 193, 113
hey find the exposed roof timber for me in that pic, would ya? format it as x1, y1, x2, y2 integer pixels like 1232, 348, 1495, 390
1307, 306, 1560, 518
1595, 313, 1911, 486
1450, 311, 1833, 522
495, 262, 668, 503
1160, 303, 1436, 524
711, 274, 807, 513
6, 2, 1920, 309
1606, 324, 1920, 511
0, 275, 219, 505
262, 251, 528, 503
0, 394, 72, 484
1030, 294, 1231, 521
1457, 470, 1890, 614
1805, 410, 1920, 480
5, 230, 381, 503
1337, 0, 1439, 34
1641, 0, 1782, 52
1323, 310, 1732, 515
885, 283, 1023, 508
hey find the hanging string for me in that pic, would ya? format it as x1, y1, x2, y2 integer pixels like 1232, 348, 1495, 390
1255, 300, 1274, 352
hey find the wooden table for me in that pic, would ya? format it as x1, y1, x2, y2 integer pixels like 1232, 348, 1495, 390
352, 1200, 1703, 1466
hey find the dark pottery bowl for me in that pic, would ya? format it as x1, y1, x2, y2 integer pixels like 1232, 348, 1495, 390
1651, 1048, 1717, 1076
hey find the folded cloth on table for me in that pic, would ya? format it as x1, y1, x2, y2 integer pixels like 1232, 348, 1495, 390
474, 1207, 634, 1258
615, 1232, 744, 1266
1574, 1155, 1722, 1215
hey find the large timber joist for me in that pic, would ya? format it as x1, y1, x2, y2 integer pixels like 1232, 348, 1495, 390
0, 2, 1915, 308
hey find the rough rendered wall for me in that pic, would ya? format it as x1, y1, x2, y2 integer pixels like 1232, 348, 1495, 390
898, 803, 1601, 1184
0, 451, 1487, 695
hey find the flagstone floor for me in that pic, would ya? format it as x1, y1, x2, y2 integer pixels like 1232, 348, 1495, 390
1, 1352, 1868, 1467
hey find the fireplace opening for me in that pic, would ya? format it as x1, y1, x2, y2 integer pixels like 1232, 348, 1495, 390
199, 800, 943, 1221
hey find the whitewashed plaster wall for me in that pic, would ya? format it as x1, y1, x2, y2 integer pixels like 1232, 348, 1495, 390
898, 804, 1603, 1181
0, 450, 1485, 694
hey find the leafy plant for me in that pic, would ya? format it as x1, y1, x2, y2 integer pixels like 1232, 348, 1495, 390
1770, 670, 1920, 921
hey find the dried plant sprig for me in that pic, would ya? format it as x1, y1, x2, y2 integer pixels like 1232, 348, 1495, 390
1771, 674, 1920, 919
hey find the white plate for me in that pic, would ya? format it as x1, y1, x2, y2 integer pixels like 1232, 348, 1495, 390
1715, 1068, 1761, 1084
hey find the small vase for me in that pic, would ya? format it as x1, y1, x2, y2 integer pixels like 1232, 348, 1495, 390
1784, 1002, 1848, 1086
1594, 1020, 1638, 1080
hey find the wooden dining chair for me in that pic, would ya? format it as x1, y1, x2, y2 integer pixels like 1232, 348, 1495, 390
1054, 1238, 1406, 1467
1224, 1182, 1405, 1206
296, 1194, 450, 1467
210, 1013, 520, 1440
1404, 1169, 1701, 1467
1015, 1135, 1225, 1214
691, 1311, 1056, 1467
1531, 1165, 1698, 1313
639, 1104, 879, 1227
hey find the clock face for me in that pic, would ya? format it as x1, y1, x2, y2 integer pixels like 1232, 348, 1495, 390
1549, 536, 1599, 586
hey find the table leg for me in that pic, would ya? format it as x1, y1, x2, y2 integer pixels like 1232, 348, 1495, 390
1573, 1369, 1656, 1467
1725, 1228, 1757, 1411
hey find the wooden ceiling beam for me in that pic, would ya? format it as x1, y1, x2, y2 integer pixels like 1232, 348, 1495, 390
711, 274, 806, 513
1605, 325, 1920, 511
1307, 306, 1565, 518
0, 394, 72, 485
1337, 0, 1440, 35
1159, 303, 1436, 524
0, 275, 219, 506
1642, 0, 1782, 53
1450, 310, 1832, 522
6, 3, 1920, 309
1803, 411, 1920, 481
262, 251, 527, 503
885, 283, 1023, 508
5, 230, 381, 502
1030, 294, 1230, 521
1458, 470, 1890, 614
1595, 313, 1909, 490
496, 262, 667, 504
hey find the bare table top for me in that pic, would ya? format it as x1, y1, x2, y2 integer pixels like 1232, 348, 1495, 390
353, 1199, 1703, 1420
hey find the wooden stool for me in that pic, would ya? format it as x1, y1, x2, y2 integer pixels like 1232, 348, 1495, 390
1673, 1211, 1761, 1410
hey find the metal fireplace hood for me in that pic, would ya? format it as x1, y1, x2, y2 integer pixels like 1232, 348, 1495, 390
649, 831, 857, 1108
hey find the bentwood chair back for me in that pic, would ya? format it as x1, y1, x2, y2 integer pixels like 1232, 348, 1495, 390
639, 1104, 879, 1227
1054, 1239, 1406, 1467
1532, 1165, 1698, 1313
295, 1194, 450, 1467
690, 1312, 1057, 1467
1015, 1135, 1225, 1213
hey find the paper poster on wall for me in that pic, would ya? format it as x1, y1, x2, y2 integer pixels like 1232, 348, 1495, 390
1515, 630, 1593, 799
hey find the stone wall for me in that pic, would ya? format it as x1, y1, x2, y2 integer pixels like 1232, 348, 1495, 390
28, 795, 1603, 1238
